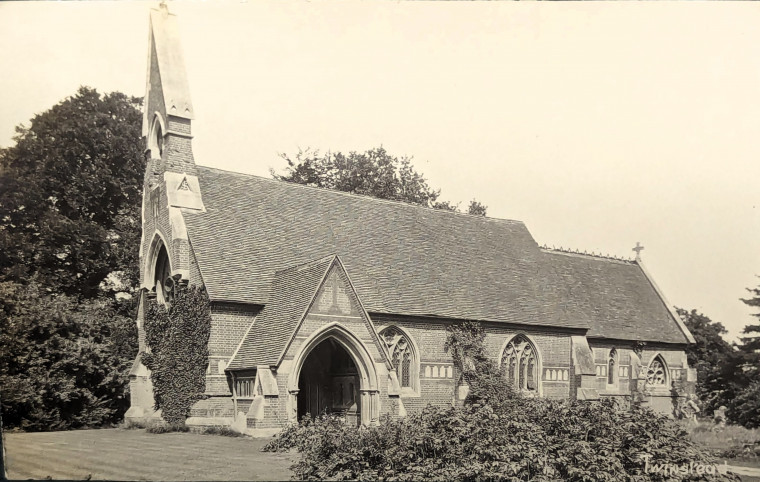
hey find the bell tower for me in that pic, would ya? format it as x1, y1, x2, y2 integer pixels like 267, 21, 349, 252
139, 3, 204, 295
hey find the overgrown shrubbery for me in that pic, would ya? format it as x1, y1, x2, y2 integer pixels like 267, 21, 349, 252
142, 285, 211, 426
264, 322, 738, 481
0, 282, 137, 431
266, 399, 736, 481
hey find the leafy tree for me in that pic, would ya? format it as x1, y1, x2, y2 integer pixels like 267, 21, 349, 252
0, 86, 144, 297
466, 199, 488, 216
272, 147, 487, 216
0, 282, 136, 431
678, 308, 736, 415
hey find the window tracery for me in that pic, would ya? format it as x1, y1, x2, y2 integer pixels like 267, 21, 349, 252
501, 335, 539, 393
647, 355, 668, 385
380, 327, 416, 391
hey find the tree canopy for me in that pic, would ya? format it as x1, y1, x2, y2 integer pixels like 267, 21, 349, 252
0, 86, 144, 298
272, 147, 487, 216
680, 301, 760, 428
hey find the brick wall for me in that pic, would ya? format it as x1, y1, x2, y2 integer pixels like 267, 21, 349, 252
372, 314, 576, 404
204, 303, 260, 396
165, 117, 196, 175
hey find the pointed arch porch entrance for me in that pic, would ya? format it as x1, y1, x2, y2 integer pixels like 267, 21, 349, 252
287, 323, 380, 426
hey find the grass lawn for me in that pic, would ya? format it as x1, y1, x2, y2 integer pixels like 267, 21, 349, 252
3, 428, 295, 481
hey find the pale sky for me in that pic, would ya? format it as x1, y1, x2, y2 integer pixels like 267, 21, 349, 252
1, 1, 759, 341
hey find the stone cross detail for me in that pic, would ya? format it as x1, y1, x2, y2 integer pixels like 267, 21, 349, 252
632, 242, 644, 261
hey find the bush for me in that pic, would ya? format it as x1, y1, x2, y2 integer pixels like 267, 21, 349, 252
0, 282, 137, 431
200, 426, 247, 437
266, 399, 737, 481
146, 423, 190, 434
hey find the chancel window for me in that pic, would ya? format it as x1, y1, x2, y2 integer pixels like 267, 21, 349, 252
607, 348, 617, 385
380, 327, 417, 392
501, 335, 539, 393
647, 356, 668, 385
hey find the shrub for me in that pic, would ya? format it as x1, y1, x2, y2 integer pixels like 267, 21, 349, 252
201, 426, 247, 437
267, 400, 737, 481
146, 423, 190, 434
119, 419, 149, 430
142, 285, 211, 426
0, 282, 137, 431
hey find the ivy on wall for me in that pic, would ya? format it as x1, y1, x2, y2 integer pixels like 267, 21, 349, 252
445, 321, 516, 407
142, 285, 211, 425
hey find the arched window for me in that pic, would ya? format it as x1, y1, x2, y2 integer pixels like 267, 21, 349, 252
501, 335, 539, 394
153, 244, 171, 305
148, 114, 165, 160
647, 355, 668, 386
607, 348, 617, 385
380, 327, 418, 393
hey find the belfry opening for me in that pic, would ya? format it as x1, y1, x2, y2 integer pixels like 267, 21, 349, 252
297, 338, 361, 426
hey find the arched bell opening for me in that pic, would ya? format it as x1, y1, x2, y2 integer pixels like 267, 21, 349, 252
297, 338, 361, 426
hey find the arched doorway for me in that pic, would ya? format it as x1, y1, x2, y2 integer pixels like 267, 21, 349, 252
297, 338, 361, 426
288, 323, 382, 426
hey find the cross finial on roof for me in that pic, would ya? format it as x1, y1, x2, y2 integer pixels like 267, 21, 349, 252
632, 242, 644, 261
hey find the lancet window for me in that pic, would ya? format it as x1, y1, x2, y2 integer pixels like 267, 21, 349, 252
607, 348, 617, 385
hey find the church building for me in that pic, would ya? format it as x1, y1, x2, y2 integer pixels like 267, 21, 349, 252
126, 6, 696, 435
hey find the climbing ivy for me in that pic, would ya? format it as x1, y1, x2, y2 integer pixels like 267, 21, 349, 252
142, 285, 211, 426
444, 321, 516, 407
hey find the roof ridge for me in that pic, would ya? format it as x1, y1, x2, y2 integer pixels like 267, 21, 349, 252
540, 245, 636, 264
196, 164, 524, 226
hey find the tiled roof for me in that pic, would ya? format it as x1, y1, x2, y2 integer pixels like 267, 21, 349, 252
183, 166, 690, 344
540, 250, 688, 343
226, 256, 334, 370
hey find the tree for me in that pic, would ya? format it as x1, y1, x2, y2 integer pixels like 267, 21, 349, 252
678, 308, 736, 415
0, 87, 143, 430
740, 279, 760, 354
272, 147, 487, 216
730, 279, 760, 427
0, 86, 144, 298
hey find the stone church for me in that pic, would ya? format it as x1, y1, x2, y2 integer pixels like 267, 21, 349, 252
126, 6, 696, 435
